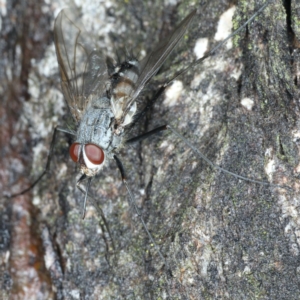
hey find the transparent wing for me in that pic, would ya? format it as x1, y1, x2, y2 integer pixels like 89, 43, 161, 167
122, 9, 196, 116
54, 9, 108, 122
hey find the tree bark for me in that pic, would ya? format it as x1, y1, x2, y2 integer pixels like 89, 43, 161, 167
1, 0, 300, 299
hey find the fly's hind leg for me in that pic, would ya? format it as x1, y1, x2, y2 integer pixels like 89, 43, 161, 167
126, 124, 292, 191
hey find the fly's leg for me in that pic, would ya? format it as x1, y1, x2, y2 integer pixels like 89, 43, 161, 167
76, 174, 115, 250
126, 125, 168, 144
113, 154, 171, 273
76, 178, 116, 258
76, 179, 128, 297
9, 126, 75, 198
126, 125, 292, 191
76, 174, 116, 253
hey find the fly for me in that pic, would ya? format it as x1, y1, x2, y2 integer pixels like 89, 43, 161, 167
53, 8, 198, 219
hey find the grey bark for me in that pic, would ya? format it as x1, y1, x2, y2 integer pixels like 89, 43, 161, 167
1, 0, 300, 299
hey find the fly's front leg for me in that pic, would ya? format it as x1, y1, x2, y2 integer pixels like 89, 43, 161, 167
10, 126, 75, 198
76, 178, 116, 255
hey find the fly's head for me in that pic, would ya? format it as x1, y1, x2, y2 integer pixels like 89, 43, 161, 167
69, 142, 105, 177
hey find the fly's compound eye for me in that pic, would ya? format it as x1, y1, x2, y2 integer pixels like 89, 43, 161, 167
69, 143, 81, 162
85, 144, 105, 165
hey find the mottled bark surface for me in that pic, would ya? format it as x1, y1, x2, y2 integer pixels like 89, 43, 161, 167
1, 0, 300, 299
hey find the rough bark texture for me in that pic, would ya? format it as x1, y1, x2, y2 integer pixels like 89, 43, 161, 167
1, 0, 300, 299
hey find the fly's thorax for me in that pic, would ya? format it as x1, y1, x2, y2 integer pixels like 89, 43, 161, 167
76, 97, 114, 149
111, 59, 140, 127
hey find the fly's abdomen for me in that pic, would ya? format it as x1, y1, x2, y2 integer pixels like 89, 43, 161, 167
111, 59, 140, 126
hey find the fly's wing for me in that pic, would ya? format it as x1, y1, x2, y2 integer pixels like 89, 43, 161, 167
54, 9, 108, 122
121, 9, 196, 118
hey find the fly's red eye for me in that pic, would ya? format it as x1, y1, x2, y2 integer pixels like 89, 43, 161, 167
85, 144, 104, 165
69, 143, 80, 162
